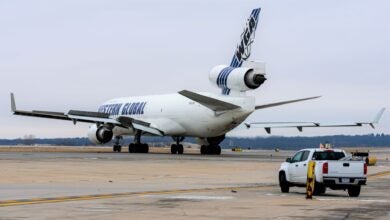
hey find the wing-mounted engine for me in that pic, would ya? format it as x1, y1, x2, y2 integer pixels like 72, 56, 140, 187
209, 62, 266, 95
88, 124, 114, 144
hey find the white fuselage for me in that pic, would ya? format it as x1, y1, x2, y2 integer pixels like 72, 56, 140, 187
98, 92, 255, 138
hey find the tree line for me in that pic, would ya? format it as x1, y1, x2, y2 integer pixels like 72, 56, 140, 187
0, 134, 389, 150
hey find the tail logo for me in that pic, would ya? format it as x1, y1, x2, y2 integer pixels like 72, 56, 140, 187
230, 8, 261, 68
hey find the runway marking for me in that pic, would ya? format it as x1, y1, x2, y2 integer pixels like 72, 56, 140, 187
368, 170, 390, 178
1, 171, 388, 207
0, 184, 274, 207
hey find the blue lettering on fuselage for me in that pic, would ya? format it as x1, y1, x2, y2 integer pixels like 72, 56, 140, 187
98, 102, 147, 116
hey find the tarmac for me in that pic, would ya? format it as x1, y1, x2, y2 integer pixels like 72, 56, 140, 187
0, 146, 389, 219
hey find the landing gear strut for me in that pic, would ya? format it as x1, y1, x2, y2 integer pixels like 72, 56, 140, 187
200, 135, 224, 155
128, 130, 149, 153
113, 136, 122, 152
171, 136, 184, 154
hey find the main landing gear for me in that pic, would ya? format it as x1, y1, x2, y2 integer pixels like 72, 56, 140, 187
200, 135, 224, 155
171, 136, 184, 154
200, 145, 221, 155
128, 131, 149, 153
113, 136, 122, 152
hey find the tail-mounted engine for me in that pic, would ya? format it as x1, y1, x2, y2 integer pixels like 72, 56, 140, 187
209, 63, 266, 94
88, 124, 113, 144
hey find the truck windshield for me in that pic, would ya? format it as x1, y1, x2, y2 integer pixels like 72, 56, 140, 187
312, 151, 345, 160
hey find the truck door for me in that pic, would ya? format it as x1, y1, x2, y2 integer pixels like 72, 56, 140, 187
288, 151, 304, 183
295, 150, 310, 183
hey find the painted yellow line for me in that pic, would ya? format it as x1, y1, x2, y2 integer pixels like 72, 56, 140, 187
2, 170, 388, 207
368, 170, 390, 178
0, 184, 273, 207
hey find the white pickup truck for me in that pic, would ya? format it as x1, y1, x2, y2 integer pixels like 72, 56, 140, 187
279, 148, 367, 197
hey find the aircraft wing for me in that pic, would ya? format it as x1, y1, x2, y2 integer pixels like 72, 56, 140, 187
245, 108, 386, 134
10, 93, 163, 136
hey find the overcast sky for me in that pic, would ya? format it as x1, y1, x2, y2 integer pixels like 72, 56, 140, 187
0, 0, 389, 139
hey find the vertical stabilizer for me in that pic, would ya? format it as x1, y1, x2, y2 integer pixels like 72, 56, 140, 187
230, 8, 261, 68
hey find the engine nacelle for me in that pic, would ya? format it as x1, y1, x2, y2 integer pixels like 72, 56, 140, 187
209, 65, 266, 92
87, 124, 113, 144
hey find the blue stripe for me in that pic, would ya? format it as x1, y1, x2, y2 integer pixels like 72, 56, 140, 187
134, 103, 140, 114
217, 67, 235, 88
224, 68, 233, 86
219, 68, 228, 86
221, 68, 229, 85
135, 102, 140, 114
222, 67, 230, 86
254, 9, 260, 19
217, 68, 226, 86
222, 69, 229, 86
250, 9, 256, 17
221, 68, 230, 86
230, 57, 238, 67
216, 73, 221, 86
141, 102, 146, 114
222, 88, 231, 95
231, 58, 236, 67
254, 8, 260, 21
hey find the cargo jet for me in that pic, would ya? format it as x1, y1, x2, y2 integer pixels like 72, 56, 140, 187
10, 8, 384, 155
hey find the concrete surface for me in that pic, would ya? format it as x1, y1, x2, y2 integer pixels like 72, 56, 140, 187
0, 146, 389, 219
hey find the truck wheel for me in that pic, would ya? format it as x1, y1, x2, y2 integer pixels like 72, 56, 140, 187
313, 182, 326, 195
279, 172, 289, 193
347, 185, 361, 197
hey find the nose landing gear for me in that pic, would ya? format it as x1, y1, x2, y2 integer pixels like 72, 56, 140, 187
113, 136, 122, 152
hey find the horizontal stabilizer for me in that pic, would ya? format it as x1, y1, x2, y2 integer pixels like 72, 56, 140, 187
255, 96, 321, 110
179, 90, 240, 111
245, 108, 386, 134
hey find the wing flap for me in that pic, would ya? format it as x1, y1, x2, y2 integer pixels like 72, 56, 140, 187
116, 116, 164, 136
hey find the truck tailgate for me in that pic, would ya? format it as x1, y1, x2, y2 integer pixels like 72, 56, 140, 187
327, 161, 364, 177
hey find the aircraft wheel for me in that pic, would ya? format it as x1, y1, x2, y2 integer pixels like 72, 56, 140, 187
214, 145, 221, 155
113, 145, 122, 152
177, 144, 184, 154
171, 144, 178, 154
129, 143, 136, 153
200, 145, 207, 155
143, 144, 149, 153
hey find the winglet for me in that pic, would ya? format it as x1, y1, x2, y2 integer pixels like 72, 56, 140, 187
369, 108, 386, 128
10, 93, 16, 112
372, 108, 385, 124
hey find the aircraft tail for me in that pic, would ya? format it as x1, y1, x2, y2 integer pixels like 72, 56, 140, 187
230, 8, 261, 68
